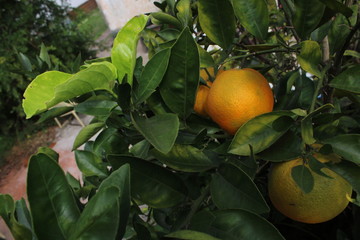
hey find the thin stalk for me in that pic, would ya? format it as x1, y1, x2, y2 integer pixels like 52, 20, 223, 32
177, 185, 210, 230
224, 49, 292, 64
309, 76, 325, 113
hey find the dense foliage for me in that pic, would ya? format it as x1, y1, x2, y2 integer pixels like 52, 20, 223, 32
0, 0, 97, 134
2, 0, 360, 239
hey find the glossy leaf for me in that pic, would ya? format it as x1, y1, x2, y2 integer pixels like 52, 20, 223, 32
329, 66, 360, 94
111, 15, 148, 85
108, 155, 187, 208
292, 0, 325, 39
291, 165, 314, 193
74, 150, 108, 178
166, 230, 221, 240
210, 163, 269, 214
72, 122, 105, 150
75, 100, 118, 116
230, 0, 269, 40
133, 48, 171, 105
176, 0, 192, 27
23, 62, 117, 119
93, 128, 129, 155
97, 164, 131, 239
258, 131, 302, 162
152, 144, 218, 172
198, 0, 236, 48
190, 209, 285, 240
36, 106, 73, 124
160, 27, 200, 119
130, 140, 150, 158
322, 134, 360, 164
326, 160, 360, 194
27, 153, 80, 239
229, 111, 296, 156
132, 113, 179, 154
69, 187, 120, 240
297, 40, 322, 77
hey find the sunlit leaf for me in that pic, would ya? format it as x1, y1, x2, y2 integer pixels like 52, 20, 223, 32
72, 122, 105, 150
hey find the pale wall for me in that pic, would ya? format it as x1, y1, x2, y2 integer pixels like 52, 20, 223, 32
95, 0, 159, 31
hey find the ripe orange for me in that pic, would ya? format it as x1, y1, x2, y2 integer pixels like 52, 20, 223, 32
205, 68, 274, 134
194, 84, 211, 117
268, 148, 352, 224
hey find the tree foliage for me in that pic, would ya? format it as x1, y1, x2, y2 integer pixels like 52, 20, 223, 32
2, 0, 360, 239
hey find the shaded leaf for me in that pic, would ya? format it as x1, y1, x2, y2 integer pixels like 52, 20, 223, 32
36, 106, 73, 124
329, 66, 360, 94
152, 144, 218, 172
75, 150, 108, 178
27, 153, 80, 239
229, 111, 296, 156
197, 45, 215, 68
133, 48, 171, 105
190, 209, 285, 240
132, 113, 179, 154
75, 100, 118, 116
326, 160, 360, 194
292, 0, 325, 39
176, 0, 192, 27
210, 163, 269, 214
17, 52, 32, 72
317, 0, 353, 17
230, 0, 269, 40
198, 0, 236, 48
291, 165, 314, 193
160, 27, 200, 119
151, 12, 183, 30
72, 122, 105, 150
322, 134, 360, 164
108, 155, 187, 208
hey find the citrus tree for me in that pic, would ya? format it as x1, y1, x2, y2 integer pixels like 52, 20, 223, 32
1, 0, 360, 239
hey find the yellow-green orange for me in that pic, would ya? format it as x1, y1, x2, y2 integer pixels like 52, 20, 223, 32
268, 151, 352, 224
205, 68, 274, 134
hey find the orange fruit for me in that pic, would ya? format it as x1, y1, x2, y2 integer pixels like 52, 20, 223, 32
205, 68, 274, 134
268, 147, 352, 224
194, 84, 211, 117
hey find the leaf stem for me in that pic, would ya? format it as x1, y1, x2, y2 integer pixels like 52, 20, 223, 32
177, 185, 210, 230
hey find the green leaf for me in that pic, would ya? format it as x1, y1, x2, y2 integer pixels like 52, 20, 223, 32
23, 62, 117, 118
197, 45, 215, 68
93, 128, 129, 155
228, 111, 296, 156
322, 134, 360, 164
326, 160, 360, 194
17, 52, 32, 72
329, 66, 360, 94
133, 48, 171, 105
108, 155, 187, 208
75, 100, 118, 116
0, 195, 33, 240
292, 0, 325, 39
301, 104, 334, 145
111, 15, 148, 85
210, 163, 269, 214
72, 122, 105, 150
230, 0, 269, 40
160, 27, 200, 119
166, 230, 221, 240
258, 131, 302, 162
297, 40, 322, 77
37, 147, 59, 162
151, 12, 183, 30
97, 164, 131, 239
176, 0, 192, 27
198, 0, 236, 48
74, 150, 108, 178
317, 0, 353, 17
190, 209, 285, 240
69, 187, 120, 240
27, 153, 80, 239
152, 144, 218, 172
344, 50, 360, 59
40, 43, 51, 68
130, 140, 150, 158
36, 106, 73, 124
132, 113, 179, 154
291, 165, 314, 193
